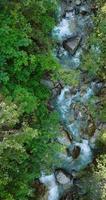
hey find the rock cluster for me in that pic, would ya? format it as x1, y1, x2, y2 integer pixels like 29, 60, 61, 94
55, 0, 94, 58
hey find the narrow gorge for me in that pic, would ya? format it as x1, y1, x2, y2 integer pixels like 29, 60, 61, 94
39, 0, 105, 200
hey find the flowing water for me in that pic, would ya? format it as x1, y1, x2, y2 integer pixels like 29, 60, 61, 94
40, 1, 101, 199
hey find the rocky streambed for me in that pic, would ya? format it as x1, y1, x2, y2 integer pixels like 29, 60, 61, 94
36, 1, 104, 200
53, 0, 95, 68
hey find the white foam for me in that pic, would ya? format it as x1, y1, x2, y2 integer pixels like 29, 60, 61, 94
53, 18, 71, 41
40, 174, 59, 200
81, 88, 94, 103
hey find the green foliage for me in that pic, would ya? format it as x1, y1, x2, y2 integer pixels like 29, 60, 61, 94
98, 101, 106, 122
81, 2, 106, 80
0, 0, 59, 117
86, 96, 100, 121
81, 1, 106, 128
0, 126, 60, 200
0, 98, 19, 130
0, 0, 61, 199
79, 155, 106, 200
89, 155, 106, 200
57, 68, 80, 87
96, 129, 106, 153
13, 86, 37, 114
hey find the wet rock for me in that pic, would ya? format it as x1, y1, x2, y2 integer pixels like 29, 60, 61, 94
52, 81, 63, 98
73, 103, 96, 137
66, 6, 75, 13
75, 0, 82, 6
47, 100, 54, 111
64, 90, 71, 98
91, 4, 98, 16
91, 82, 103, 95
66, 14, 78, 33
57, 46, 67, 58
32, 179, 46, 196
63, 127, 73, 143
63, 0, 70, 3
63, 35, 81, 55
87, 122, 96, 137
80, 5, 90, 15
60, 191, 73, 200
55, 168, 73, 185
69, 115, 75, 123
67, 145, 81, 159
75, 6, 80, 15
41, 79, 54, 89
61, 1, 67, 17
57, 136, 71, 146
40, 192, 49, 200
54, 81, 63, 89
80, 84, 88, 95
72, 146, 81, 159
57, 128, 72, 145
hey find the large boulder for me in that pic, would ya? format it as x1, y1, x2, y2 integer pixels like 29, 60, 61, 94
55, 168, 73, 185
57, 127, 72, 145
63, 35, 81, 55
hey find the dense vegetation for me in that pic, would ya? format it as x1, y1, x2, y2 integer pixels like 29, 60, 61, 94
0, 0, 106, 200
0, 0, 60, 199
81, 0, 106, 122
80, 1, 106, 199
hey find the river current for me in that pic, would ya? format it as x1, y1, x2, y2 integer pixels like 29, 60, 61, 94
39, 1, 102, 200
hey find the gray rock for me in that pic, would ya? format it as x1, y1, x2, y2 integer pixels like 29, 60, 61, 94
41, 79, 54, 89
55, 168, 73, 185
80, 5, 90, 15
66, 6, 75, 12
75, 0, 82, 6
63, 35, 81, 55
52, 81, 63, 97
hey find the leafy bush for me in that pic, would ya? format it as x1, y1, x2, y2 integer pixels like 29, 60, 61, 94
0, 126, 60, 200
0, 1, 61, 199
13, 86, 37, 114
58, 68, 80, 87
0, 99, 19, 130
0, 0, 59, 118
81, 2, 106, 80
78, 155, 106, 200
